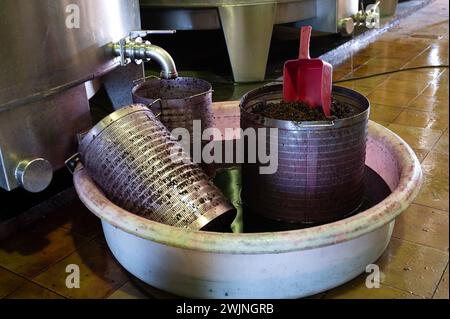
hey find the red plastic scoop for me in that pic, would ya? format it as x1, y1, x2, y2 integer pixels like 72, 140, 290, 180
283, 26, 332, 117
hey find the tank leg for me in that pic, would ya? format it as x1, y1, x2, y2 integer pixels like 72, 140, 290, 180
218, 3, 276, 83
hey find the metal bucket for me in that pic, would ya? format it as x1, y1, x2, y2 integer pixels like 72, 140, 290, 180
132, 77, 214, 134
240, 84, 369, 224
78, 103, 235, 231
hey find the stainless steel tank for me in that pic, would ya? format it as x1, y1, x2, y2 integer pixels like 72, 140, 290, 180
140, 0, 359, 82
0, 0, 176, 192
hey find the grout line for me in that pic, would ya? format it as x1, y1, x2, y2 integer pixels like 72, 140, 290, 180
104, 280, 130, 299
26, 237, 100, 299
0, 264, 67, 299
390, 235, 449, 253
0, 225, 92, 281
431, 262, 448, 298
380, 282, 428, 299
408, 202, 449, 213
390, 236, 449, 254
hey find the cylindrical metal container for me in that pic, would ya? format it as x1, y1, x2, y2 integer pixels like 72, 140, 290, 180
78, 104, 235, 231
0, 0, 141, 191
132, 77, 214, 134
240, 84, 369, 224
0, 0, 140, 109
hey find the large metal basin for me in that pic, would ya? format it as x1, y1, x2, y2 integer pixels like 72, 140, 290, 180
73, 121, 422, 298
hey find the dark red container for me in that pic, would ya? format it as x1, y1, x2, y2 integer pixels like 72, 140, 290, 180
240, 84, 370, 224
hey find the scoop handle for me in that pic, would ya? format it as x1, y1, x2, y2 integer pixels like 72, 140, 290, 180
299, 26, 312, 59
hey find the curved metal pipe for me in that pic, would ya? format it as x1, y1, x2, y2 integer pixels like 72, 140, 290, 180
114, 40, 178, 79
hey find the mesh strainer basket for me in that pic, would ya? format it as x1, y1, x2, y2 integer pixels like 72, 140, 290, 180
131, 77, 214, 136
78, 103, 235, 231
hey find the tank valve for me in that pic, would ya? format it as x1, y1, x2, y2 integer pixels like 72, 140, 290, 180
113, 30, 178, 79
338, 17, 355, 37
15, 158, 53, 193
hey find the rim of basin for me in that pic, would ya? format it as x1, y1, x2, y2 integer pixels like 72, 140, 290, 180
73, 121, 423, 254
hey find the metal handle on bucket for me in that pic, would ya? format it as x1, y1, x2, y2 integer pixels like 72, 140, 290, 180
184, 89, 214, 100
296, 121, 335, 127
133, 75, 161, 84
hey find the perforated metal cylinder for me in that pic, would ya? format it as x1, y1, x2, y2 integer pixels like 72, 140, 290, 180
78, 104, 235, 230
132, 77, 214, 134
240, 84, 369, 224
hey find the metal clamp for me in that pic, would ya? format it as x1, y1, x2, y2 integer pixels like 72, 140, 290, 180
65, 153, 82, 174
129, 30, 176, 39
132, 74, 161, 84
112, 31, 178, 79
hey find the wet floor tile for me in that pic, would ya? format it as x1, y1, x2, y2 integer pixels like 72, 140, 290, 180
369, 104, 404, 123
33, 241, 129, 299
432, 133, 449, 155
373, 121, 390, 127
334, 83, 373, 96
107, 279, 178, 299
323, 274, 421, 299
413, 173, 449, 211
0, 267, 27, 298
406, 49, 449, 68
127, 279, 179, 299
107, 281, 150, 299
422, 83, 449, 99
5, 281, 63, 299
365, 57, 408, 69
339, 55, 373, 70
421, 151, 449, 178
408, 95, 449, 114
44, 199, 102, 239
412, 148, 429, 163
376, 78, 429, 96
393, 204, 449, 252
433, 264, 449, 299
387, 124, 443, 151
393, 109, 449, 130
350, 65, 391, 77
367, 89, 419, 107
338, 75, 388, 89
376, 238, 448, 298
0, 224, 89, 279
388, 70, 442, 83
332, 71, 349, 81
437, 70, 449, 84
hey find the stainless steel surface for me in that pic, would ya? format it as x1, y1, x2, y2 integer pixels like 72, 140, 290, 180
0, 0, 141, 111
218, 3, 277, 83
240, 84, 369, 223
15, 159, 53, 193
0, 85, 92, 191
132, 77, 214, 137
79, 104, 235, 230
140, 0, 317, 82
102, 63, 145, 108
379, 0, 399, 17
113, 38, 178, 79
0, 0, 141, 191
297, 0, 359, 33
338, 17, 355, 36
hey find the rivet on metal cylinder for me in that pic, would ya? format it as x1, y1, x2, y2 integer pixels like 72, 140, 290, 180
15, 158, 53, 193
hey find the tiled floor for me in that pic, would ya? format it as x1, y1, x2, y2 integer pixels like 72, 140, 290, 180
0, 0, 448, 299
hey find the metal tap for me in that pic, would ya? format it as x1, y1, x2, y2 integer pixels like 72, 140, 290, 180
353, 1, 381, 29
113, 30, 178, 79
